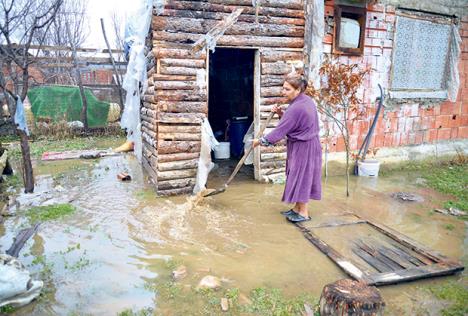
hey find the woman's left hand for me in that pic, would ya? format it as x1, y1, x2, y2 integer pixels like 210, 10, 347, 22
252, 139, 260, 148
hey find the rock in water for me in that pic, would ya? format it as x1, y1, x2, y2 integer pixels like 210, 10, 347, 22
172, 265, 187, 281
197, 275, 221, 290
220, 298, 229, 311
319, 279, 385, 316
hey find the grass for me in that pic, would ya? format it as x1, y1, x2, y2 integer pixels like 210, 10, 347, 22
0, 305, 15, 314
4, 135, 125, 160
26, 203, 76, 223
117, 308, 153, 316
429, 282, 468, 316
444, 223, 455, 231
381, 156, 468, 213
244, 287, 318, 316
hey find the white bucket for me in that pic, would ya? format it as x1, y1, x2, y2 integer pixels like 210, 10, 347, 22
358, 159, 381, 177
214, 142, 230, 159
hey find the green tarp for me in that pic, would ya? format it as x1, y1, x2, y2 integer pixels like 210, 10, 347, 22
28, 86, 110, 128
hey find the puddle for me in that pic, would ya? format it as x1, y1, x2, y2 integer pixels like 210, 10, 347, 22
0, 155, 465, 315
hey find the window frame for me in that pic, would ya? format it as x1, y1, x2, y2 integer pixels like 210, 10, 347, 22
389, 12, 454, 99
333, 5, 367, 56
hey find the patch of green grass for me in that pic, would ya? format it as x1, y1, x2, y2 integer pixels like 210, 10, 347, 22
0, 305, 15, 314
382, 157, 467, 212
116, 308, 153, 316
429, 282, 468, 316
134, 189, 156, 200
243, 287, 318, 316
26, 203, 75, 223
444, 224, 455, 231
8, 135, 125, 160
1, 173, 22, 190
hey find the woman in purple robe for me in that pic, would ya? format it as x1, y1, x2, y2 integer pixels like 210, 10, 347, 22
253, 74, 322, 223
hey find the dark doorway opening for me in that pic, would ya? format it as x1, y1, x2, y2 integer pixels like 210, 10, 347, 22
209, 48, 255, 161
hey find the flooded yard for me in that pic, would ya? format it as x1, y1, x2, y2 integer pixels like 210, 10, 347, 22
0, 140, 466, 315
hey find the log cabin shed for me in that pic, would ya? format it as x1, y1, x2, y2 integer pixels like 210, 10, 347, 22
142, 0, 316, 196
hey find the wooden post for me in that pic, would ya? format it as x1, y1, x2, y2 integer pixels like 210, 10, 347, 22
319, 279, 385, 316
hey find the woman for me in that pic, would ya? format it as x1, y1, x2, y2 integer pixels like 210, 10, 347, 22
253, 73, 322, 223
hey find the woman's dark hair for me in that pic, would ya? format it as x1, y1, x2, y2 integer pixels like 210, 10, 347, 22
284, 73, 308, 92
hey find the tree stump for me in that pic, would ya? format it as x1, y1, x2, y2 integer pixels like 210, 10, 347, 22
319, 279, 385, 316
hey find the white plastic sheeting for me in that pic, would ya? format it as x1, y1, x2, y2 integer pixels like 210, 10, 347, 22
242, 122, 254, 165
447, 24, 461, 102
193, 119, 219, 194
0, 254, 43, 308
120, 0, 153, 161
13, 97, 29, 136
307, 0, 324, 89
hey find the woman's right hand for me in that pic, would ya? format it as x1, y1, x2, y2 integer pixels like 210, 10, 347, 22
272, 105, 283, 116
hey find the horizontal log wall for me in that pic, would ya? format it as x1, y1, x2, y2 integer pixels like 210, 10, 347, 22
258, 48, 303, 181
142, 0, 307, 195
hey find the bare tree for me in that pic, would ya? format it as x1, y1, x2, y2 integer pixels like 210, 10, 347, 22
0, 0, 62, 193
35, 0, 88, 85
101, 18, 124, 115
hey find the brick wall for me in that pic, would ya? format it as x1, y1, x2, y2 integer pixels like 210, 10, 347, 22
81, 69, 113, 85
323, 1, 468, 153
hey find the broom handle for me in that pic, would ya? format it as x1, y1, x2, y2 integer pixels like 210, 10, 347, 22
224, 111, 276, 186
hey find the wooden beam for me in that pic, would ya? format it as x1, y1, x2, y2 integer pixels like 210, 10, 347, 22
192, 8, 244, 52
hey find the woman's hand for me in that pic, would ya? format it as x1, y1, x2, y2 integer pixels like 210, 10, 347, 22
252, 139, 260, 148
272, 104, 284, 116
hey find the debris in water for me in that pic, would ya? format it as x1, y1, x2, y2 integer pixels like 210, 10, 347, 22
0, 254, 43, 309
172, 265, 187, 281
434, 207, 466, 217
197, 275, 221, 290
220, 297, 229, 311
391, 192, 424, 202
117, 173, 132, 181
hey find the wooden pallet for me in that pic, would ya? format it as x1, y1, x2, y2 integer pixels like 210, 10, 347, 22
295, 213, 464, 286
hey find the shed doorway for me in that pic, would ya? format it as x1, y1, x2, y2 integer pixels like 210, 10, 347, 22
208, 48, 255, 163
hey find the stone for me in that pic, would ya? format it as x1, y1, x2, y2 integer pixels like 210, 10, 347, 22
391, 192, 424, 202
172, 265, 187, 281
220, 298, 229, 312
197, 275, 221, 290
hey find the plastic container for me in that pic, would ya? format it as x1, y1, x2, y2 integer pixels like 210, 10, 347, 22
229, 118, 250, 159
357, 159, 381, 177
214, 142, 230, 159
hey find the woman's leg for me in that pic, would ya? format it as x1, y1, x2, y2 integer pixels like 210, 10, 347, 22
296, 202, 308, 217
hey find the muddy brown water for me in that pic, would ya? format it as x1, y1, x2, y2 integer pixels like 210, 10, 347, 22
0, 155, 465, 315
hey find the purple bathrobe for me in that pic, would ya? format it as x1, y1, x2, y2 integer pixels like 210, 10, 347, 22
264, 93, 322, 203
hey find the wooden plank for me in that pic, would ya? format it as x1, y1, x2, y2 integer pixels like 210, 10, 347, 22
367, 263, 465, 286
296, 223, 373, 282
192, 8, 244, 52
359, 215, 446, 263
356, 240, 404, 271
377, 245, 418, 269
391, 243, 435, 266
352, 247, 393, 273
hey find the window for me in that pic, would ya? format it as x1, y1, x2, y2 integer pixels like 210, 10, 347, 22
333, 5, 367, 55
390, 15, 452, 99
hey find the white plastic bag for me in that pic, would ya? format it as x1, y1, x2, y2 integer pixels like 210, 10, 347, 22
0, 254, 43, 308
193, 119, 219, 193
242, 122, 254, 165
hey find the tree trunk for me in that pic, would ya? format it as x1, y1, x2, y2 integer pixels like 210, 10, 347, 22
67, 22, 88, 130
319, 279, 385, 316
18, 130, 34, 193
100, 18, 125, 115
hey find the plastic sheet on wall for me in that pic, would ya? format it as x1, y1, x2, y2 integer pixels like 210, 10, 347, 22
193, 119, 219, 194
447, 24, 461, 102
120, 0, 153, 162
